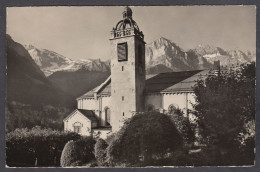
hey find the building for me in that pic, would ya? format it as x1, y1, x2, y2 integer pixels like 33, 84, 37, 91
63, 7, 216, 139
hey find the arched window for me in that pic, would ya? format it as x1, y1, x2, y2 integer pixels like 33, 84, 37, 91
168, 104, 178, 114
147, 104, 155, 112
104, 107, 111, 126
73, 122, 83, 133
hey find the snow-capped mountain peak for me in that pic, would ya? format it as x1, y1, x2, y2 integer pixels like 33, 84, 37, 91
23, 45, 110, 76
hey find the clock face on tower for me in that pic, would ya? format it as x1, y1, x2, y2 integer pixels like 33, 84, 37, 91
117, 42, 128, 61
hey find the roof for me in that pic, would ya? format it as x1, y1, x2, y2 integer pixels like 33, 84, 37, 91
145, 70, 210, 93
63, 109, 98, 122
77, 109, 98, 122
77, 69, 211, 99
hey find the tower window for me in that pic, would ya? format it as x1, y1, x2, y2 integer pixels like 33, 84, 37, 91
123, 112, 124, 116
122, 96, 124, 101
117, 42, 128, 61
122, 66, 124, 71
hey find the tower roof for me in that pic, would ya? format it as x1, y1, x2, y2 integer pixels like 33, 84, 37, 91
114, 6, 140, 31
110, 6, 144, 40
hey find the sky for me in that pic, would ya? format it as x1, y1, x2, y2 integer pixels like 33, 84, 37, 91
7, 6, 256, 61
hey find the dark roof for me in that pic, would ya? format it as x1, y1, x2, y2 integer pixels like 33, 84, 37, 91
77, 69, 211, 99
145, 70, 209, 93
77, 109, 98, 122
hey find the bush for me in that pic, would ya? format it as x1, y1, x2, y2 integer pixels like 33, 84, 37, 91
107, 112, 183, 166
94, 138, 108, 166
60, 137, 96, 167
60, 141, 78, 167
6, 126, 81, 167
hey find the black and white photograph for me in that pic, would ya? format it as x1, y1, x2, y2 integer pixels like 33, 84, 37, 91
4, 5, 256, 168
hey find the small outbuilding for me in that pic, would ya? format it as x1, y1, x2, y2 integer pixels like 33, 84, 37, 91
63, 109, 98, 136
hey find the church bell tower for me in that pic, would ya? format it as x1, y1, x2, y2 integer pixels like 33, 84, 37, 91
110, 7, 146, 132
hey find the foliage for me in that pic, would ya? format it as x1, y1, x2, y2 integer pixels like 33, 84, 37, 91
6, 126, 81, 167
60, 137, 96, 167
167, 108, 195, 146
106, 112, 183, 166
192, 62, 255, 165
6, 101, 72, 132
94, 138, 108, 166
60, 140, 78, 167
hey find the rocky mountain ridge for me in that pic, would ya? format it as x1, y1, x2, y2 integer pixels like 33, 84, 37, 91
24, 37, 255, 76
24, 44, 110, 76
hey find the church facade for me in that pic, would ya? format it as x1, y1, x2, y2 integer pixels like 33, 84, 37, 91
63, 7, 215, 138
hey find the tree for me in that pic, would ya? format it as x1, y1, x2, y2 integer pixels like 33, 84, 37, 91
192, 62, 255, 165
167, 108, 195, 146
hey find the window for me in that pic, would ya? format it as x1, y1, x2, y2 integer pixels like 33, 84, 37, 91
74, 126, 81, 133
105, 107, 111, 126
122, 66, 124, 71
73, 122, 82, 133
117, 42, 128, 61
122, 96, 124, 101
123, 112, 124, 116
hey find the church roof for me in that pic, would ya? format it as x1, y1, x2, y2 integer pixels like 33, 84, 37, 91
77, 69, 211, 99
63, 109, 98, 122
145, 70, 210, 93
77, 109, 98, 122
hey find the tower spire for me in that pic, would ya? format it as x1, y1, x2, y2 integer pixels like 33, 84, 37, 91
123, 6, 133, 19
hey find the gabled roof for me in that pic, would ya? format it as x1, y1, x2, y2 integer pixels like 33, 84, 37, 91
77, 69, 211, 99
63, 109, 98, 122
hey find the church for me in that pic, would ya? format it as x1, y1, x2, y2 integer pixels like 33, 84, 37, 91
63, 7, 218, 138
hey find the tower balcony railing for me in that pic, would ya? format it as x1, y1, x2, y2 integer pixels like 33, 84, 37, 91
110, 27, 144, 40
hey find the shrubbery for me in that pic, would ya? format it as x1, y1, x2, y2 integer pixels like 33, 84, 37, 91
60, 137, 96, 167
168, 108, 195, 146
106, 112, 183, 166
94, 138, 108, 166
6, 126, 80, 167
60, 141, 78, 167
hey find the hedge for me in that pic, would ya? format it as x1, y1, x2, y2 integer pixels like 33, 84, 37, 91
6, 126, 81, 167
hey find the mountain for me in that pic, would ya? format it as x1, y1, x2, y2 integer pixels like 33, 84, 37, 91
193, 44, 256, 66
6, 35, 72, 106
24, 44, 110, 76
145, 37, 212, 73
26, 37, 255, 77
145, 37, 255, 74
48, 70, 110, 100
